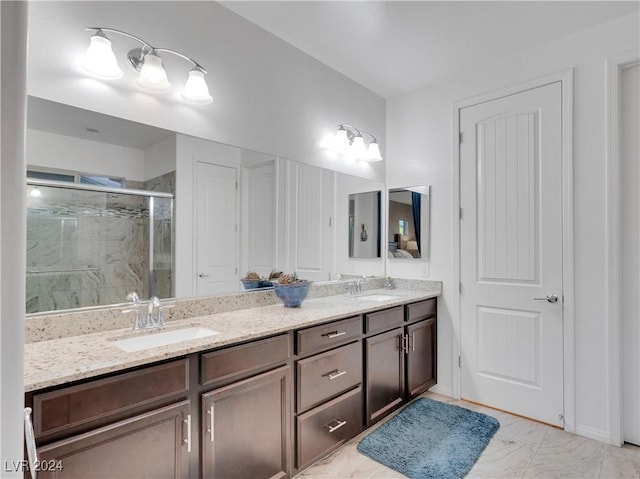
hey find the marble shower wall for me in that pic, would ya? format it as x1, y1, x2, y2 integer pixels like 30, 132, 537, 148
26, 172, 175, 313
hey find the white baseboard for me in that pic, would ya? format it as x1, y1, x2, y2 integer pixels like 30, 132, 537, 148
575, 425, 611, 445
429, 385, 454, 398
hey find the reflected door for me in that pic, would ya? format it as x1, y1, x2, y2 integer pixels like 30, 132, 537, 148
460, 82, 564, 426
196, 162, 238, 295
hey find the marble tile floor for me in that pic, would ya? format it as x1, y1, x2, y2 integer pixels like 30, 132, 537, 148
295, 392, 640, 479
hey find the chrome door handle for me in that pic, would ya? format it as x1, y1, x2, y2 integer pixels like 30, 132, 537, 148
24, 407, 38, 479
533, 294, 559, 304
198, 273, 210, 278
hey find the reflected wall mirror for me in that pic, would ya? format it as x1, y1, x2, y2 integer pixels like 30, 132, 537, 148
387, 186, 430, 260
25, 97, 384, 315
348, 191, 381, 259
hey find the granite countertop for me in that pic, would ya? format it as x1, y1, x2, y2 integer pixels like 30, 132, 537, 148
24, 288, 439, 392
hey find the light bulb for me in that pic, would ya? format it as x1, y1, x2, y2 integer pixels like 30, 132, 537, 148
81, 32, 122, 79
136, 52, 172, 92
182, 68, 213, 104
334, 129, 350, 151
29, 187, 42, 198
367, 141, 383, 161
350, 135, 367, 160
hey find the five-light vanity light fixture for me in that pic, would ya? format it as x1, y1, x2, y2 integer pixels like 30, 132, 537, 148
81, 27, 213, 105
334, 124, 382, 161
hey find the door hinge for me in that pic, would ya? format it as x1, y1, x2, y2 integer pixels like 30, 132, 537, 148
459, 132, 463, 144
459, 207, 463, 220
235, 267, 238, 274
458, 356, 462, 368
459, 282, 462, 294
329, 216, 332, 227
235, 181, 238, 190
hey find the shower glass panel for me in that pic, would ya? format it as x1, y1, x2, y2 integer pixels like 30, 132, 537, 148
26, 181, 174, 314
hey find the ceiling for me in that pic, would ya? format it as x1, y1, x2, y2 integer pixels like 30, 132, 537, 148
221, 1, 639, 99
27, 97, 173, 149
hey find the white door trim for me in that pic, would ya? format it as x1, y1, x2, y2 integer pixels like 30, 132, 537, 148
452, 69, 575, 433
606, 49, 640, 446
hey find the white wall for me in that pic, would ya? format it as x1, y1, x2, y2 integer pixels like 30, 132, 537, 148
386, 13, 639, 441
26, 1, 386, 183
26, 129, 145, 180
144, 134, 176, 181
335, 173, 385, 277
1, 1, 27, 474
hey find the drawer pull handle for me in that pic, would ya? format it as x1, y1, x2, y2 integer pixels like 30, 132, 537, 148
409, 332, 416, 352
326, 369, 347, 380
326, 419, 347, 433
206, 405, 214, 442
324, 331, 346, 339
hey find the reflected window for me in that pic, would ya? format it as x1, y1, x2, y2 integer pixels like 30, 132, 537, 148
398, 219, 408, 236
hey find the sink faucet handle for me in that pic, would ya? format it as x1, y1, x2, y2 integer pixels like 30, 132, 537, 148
126, 291, 140, 304
157, 304, 175, 327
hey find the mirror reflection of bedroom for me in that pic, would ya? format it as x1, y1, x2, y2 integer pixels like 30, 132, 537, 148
388, 186, 430, 260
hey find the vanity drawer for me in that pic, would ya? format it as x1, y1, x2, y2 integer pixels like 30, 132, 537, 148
33, 358, 189, 439
296, 316, 361, 356
296, 341, 362, 413
406, 298, 437, 323
201, 334, 290, 387
364, 306, 404, 335
296, 386, 363, 470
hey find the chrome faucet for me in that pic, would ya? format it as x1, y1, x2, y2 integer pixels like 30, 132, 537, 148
123, 292, 170, 331
146, 296, 165, 328
346, 276, 365, 297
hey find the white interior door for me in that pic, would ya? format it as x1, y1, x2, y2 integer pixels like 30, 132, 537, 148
244, 160, 277, 278
621, 63, 640, 446
460, 82, 564, 427
196, 161, 238, 295
288, 162, 334, 281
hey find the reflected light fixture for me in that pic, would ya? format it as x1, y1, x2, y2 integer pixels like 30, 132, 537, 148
333, 124, 382, 161
81, 27, 212, 105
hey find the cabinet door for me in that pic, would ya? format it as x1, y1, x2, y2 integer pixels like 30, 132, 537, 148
406, 318, 437, 399
37, 401, 190, 479
202, 366, 290, 479
365, 328, 405, 426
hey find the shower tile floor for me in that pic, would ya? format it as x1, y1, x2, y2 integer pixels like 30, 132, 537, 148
294, 392, 640, 479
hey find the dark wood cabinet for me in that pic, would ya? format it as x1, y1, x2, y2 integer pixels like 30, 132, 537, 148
365, 327, 405, 425
201, 366, 290, 479
406, 317, 437, 399
27, 297, 437, 478
293, 318, 364, 473
37, 400, 190, 479
364, 299, 438, 426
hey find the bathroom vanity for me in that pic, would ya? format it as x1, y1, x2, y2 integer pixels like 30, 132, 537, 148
24, 284, 439, 478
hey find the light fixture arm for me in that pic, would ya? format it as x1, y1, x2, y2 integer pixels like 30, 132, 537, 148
87, 27, 153, 50
86, 27, 207, 73
337, 123, 362, 141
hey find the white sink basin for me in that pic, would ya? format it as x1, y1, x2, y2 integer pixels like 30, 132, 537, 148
111, 327, 220, 352
358, 294, 399, 302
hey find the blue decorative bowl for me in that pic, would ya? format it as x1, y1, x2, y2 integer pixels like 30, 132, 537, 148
273, 281, 311, 307
241, 279, 273, 290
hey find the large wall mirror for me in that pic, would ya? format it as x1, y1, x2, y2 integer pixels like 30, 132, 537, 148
387, 186, 430, 260
25, 97, 383, 315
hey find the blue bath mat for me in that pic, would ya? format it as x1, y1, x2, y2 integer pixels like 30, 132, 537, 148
357, 398, 500, 479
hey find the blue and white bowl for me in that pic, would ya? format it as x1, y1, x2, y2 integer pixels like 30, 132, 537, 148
273, 281, 311, 307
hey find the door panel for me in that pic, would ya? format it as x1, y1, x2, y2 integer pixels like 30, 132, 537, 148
460, 82, 563, 427
196, 162, 238, 295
